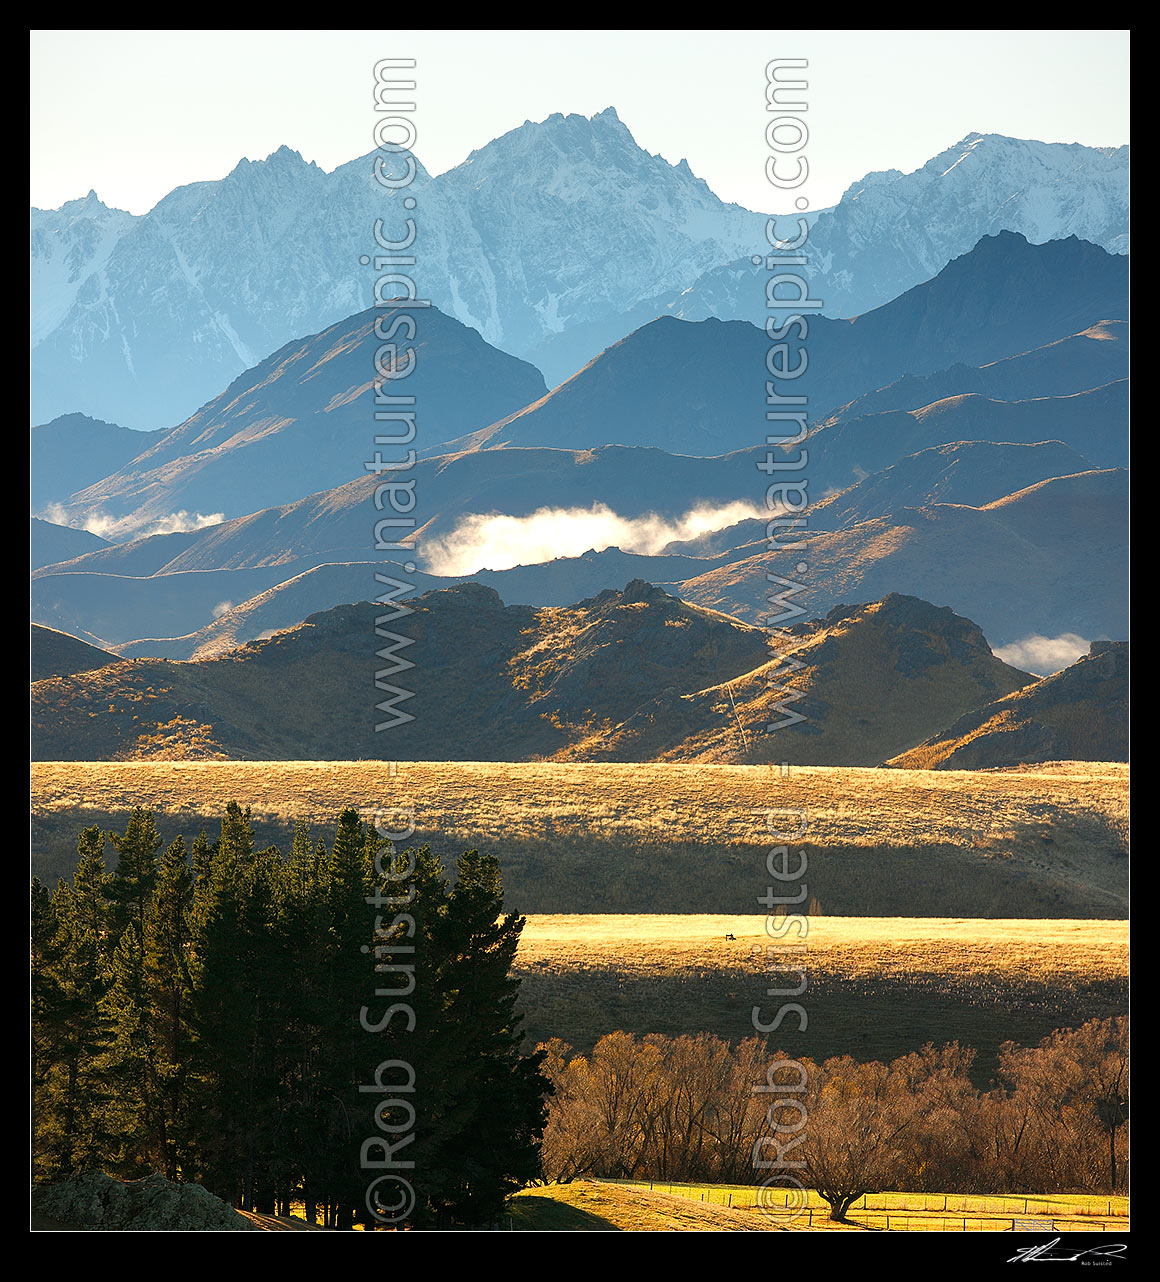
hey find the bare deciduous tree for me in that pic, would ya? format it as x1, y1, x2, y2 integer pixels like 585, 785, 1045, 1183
797, 1055, 920, 1221
536, 1018, 1129, 1201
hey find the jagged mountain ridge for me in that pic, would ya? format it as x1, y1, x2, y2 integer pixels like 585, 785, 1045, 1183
32, 121, 1128, 425
30, 192, 140, 347
31, 109, 763, 428
650, 132, 1129, 332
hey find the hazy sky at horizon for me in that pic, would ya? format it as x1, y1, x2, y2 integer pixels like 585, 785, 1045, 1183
31, 29, 1129, 215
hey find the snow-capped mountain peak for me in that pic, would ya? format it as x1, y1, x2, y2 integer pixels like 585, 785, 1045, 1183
30, 119, 1128, 429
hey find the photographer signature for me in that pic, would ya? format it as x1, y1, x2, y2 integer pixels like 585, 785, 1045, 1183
1009, 1238, 1126, 1263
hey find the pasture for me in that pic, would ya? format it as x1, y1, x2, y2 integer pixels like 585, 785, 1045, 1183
31, 760, 1129, 917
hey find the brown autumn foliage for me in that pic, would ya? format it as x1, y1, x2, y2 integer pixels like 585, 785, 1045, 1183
539, 1018, 1128, 1219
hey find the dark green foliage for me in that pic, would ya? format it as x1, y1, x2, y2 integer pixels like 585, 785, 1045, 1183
32, 830, 117, 1178
412, 848, 551, 1225
30, 878, 65, 1173
30, 803, 551, 1229
108, 808, 161, 936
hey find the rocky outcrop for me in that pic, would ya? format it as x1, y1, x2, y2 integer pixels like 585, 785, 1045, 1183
30, 1171, 260, 1231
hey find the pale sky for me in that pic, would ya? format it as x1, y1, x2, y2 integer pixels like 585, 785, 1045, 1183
30, 29, 1129, 215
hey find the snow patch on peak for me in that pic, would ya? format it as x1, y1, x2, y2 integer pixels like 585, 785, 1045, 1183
940, 144, 982, 178
662, 131, 1126, 331
840, 168, 903, 201
30, 191, 141, 346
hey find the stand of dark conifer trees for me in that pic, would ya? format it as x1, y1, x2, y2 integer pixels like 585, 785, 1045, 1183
31, 803, 551, 1229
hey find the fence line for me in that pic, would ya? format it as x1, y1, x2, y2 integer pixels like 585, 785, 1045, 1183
628, 1180, 1127, 1231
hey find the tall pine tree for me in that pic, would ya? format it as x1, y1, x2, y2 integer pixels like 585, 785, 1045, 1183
35, 829, 117, 1177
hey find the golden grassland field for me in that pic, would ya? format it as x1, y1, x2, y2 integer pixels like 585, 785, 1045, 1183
30, 758, 1130, 1222
227, 1185, 1131, 1232
31, 760, 1128, 917
511, 914, 1126, 1073
507, 1182, 1131, 1232
31, 760, 1127, 1071
194, 1184, 1133, 1232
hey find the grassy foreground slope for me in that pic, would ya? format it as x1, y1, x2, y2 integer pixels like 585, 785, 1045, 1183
509, 1182, 762, 1231
511, 1182, 1130, 1232
32, 761, 1127, 918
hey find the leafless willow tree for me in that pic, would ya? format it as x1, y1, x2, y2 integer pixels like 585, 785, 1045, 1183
795, 1055, 920, 1220
996, 1015, 1129, 1192
537, 1018, 1128, 1202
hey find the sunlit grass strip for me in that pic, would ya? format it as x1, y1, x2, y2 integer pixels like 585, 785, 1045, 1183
605, 1179, 1129, 1223
32, 760, 1129, 918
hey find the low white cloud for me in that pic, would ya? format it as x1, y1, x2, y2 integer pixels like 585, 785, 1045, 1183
422, 501, 764, 577
37, 503, 73, 528
34, 504, 225, 541
995, 633, 1090, 676
211, 601, 234, 620
142, 510, 226, 537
